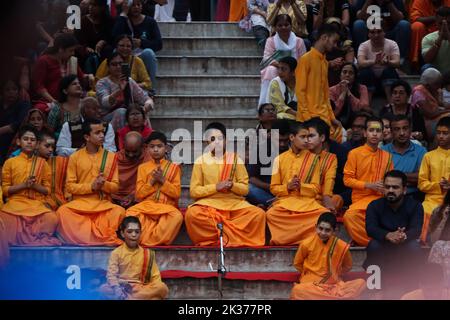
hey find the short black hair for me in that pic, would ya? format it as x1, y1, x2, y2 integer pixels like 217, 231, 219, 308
116, 216, 141, 241
437, 6, 450, 17
115, 34, 134, 49
59, 74, 79, 103
317, 23, 340, 39
126, 104, 145, 121
18, 124, 38, 139
289, 121, 307, 135
52, 33, 78, 51
390, 114, 411, 126
304, 117, 330, 142
278, 56, 297, 72
273, 14, 292, 27
390, 79, 412, 96
272, 119, 292, 136
437, 116, 450, 129
205, 122, 227, 137
350, 111, 372, 126
384, 170, 407, 187
317, 212, 337, 229
107, 52, 123, 65
365, 116, 383, 130
82, 118, 103, 136
38, 128, 55, 142
258, 103, 275, 115
146, 131, 167, 144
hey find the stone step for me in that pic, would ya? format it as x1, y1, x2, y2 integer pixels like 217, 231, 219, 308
158, 55, 261, 76
151, 116, 259, 137
157, 75, 261, 95
159, 21, 249, 37
9, 246, 366, 274
154, 95, 259, 116
159, 37, 263, 56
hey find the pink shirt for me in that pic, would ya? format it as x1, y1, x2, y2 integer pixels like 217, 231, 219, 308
357, 39, 400, 78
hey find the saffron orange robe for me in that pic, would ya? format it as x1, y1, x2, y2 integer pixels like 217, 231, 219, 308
290, 234, 366, 300
317, 150, 343, 210
296, 48, 343, 142
57, 147, 125, 246
111, 148, 152, 205
267, 149, 328, 245
409, 0, 450, 65
46, 156, 69, 210
0, 153, 61, 246
0, 196, 9, 267
228, 0, 248, 22
185, 152, 266, 247
100, 244, 169, 300
418, 147, 450, 242
126, 159, 183, 246
401, 288, 450, 300
343, 144, 393, 247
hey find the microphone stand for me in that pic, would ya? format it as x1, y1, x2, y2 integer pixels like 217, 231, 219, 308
217, 223, 226, 300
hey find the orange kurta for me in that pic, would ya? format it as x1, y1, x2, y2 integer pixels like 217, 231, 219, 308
267, 149, 328, 245
57, 147, 125, 246
46, 156, 69, 210
343, 144, 393, 246
0, 197, 9, 267
228, 0, 248, 22
185, 152, 266, 247
409, 0, 450, 65
0, 153, 60, 246
317, 150, 343, 210
100, 244, 168, 300
296, 48, 342, 142
290, 234, 366, 300
126, 159, 183, 246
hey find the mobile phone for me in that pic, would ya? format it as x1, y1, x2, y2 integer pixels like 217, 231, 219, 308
121, 63, 130, 77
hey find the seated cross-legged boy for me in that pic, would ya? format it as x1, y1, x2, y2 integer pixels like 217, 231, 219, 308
185, 122, 266, 247
100, 216, 169, 300
267, 122, 328, 245
343, 116, 393, 247
36, 129, 69, 210
57, 119, 125, 246
290, 212, 366, 300
0, 125, 61, 247
126, 131, 183, 246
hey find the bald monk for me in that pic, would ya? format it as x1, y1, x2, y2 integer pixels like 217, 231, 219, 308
343, 117, 393, 247
35, 129, 70, 210
290, 212, 366, 300
0, 125, 61, 246
296, 24, 343, 142
100, 216, 169, 300
112, 131, 152, 208
304, 118, 343, 213
57, 119, 125, 246
185, 122, 266, 247
267, 122, 328, 245
126, 131, 183, 246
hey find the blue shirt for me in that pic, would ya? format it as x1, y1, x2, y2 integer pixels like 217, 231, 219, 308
381, 142, 427, 194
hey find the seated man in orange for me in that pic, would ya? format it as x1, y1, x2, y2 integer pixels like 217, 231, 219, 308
126, 131, 183, 246
0, 125, 61, 247
0, 189, 9, 268
112, 131, 152, 208
290, 212, 366, 300
304, 117, 343, 213
35, 129, 69, 210
57, 119, 125, 246
343, 116, 393, 247
185, 122, 266, 247
267, 122, 328, 245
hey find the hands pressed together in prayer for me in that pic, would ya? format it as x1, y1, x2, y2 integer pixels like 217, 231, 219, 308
216, 179, 233, 192
92, 173, 106, 192
287, 175, 300, 192
150, 166, 166, 186
440, 177, 450, 193
385, 227, 407, 244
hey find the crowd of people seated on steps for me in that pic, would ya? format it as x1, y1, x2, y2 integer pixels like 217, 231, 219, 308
2, 0, 450, 300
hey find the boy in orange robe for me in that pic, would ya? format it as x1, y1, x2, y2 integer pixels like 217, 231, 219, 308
267, 122, 328, 245
57, 119, 125, 246
290, 212, 366, 300
343, 117, 393, 246
185, 122, 266, 247
0, 125, 61, 247
126, 131, 183, 246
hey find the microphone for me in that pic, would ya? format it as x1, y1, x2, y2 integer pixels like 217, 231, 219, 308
217, 223, 223, 231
